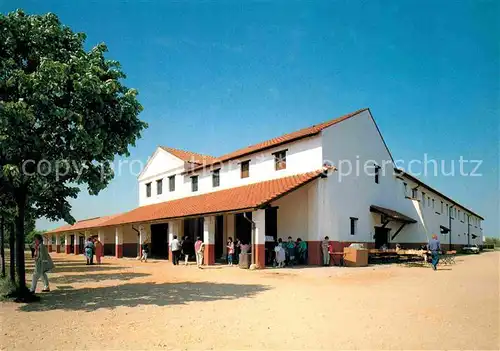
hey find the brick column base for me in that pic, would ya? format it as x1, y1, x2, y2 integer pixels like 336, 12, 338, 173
204, 244, 215, 265
56, 244, 61, 253
307, 241, 322, 265
253, 244, 265, 268
116, 244, 123, 258
48, 245, 52, 253
65, 245, 71, 254
74, 244, 79, 255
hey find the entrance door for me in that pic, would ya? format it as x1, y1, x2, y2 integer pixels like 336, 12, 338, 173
265, 208, 278, 266
78, 236, 85, 254
374, 227, 390, 249
215, 215, 224, 261
151, 223, 169, 259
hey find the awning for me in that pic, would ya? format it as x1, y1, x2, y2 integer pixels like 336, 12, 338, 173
370, 205, 417, 224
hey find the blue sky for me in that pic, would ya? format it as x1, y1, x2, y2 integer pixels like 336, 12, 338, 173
3, 1, 499, 236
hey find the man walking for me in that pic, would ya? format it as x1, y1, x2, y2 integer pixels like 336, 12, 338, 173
170, 235, 181, 265
428, 234, 441, 270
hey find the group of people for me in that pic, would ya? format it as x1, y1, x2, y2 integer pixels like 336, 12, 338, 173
84, 237, 103, 265
274, 236, 309, 268
169, 235, 205, 268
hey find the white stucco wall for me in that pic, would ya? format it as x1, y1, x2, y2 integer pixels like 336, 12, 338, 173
272, 182, 311, 241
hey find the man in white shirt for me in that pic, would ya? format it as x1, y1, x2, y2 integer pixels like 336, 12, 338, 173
169, 235, 181, 265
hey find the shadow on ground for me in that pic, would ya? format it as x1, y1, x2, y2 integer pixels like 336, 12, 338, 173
19, 282, 270, 312
49, 272, 151, 284
24, 265, 129, 274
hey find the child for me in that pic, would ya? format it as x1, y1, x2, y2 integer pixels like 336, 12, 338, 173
321, 236, 332, 266
227, 237, 235, 266
274, 238, 286, 268
140, 241, 149, 262
286, 236, 296, 267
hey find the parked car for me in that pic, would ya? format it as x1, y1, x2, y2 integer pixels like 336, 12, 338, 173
462, 245, 480, 254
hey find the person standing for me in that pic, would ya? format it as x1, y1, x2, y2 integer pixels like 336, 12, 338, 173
95, 238, 103, 265
182, 236, 194, 265
195, 236, 205, 268
84, 237, 94, 265
321, 236, 332, 266
296, 238, 308, 265
30, 234, 54, 293
140, 240, 149, 262
274, 238, 286, 268
227, 237, 235, 266
285, 236, 296, 266
428, 234, 441, 271
170, 235, 181, 265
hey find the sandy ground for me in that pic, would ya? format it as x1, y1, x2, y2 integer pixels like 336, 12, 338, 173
1, 251, 499, 350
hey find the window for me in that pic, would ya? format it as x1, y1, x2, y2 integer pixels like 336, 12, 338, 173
212, 169, 220, 187
412, 188, 418, 199
156, 179, 163, 195
422, 192, 426, 206
427, 197, 431, 207
241, 160, 250, 178
374, 165, 380, 184
191, 176, 198, 192
145, 182, 151, 198
168, 175, 175, 192
458, 209, 461, 220
432, 199, 435, 209
350, 217, 358, 235
403, 183, 408, 196
273, 150, 287, 171
440, 201, 443, 214
446, 204, 449, 215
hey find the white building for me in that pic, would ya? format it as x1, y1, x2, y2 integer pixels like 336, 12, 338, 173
49, 108, 484, 266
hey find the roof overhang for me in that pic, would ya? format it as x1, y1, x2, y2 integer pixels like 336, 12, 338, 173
370, 205, 417, 224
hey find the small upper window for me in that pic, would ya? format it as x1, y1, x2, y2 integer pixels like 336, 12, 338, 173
212, 169, 220, 188
428, 197, 431, 207
156, 179, 163, 195
273, 150, 287, 171
191, 175, 199, 192
169, 175, 175, 192
432, 199, 435, 208
421, 192, 426, 206
458, 209, 461, 220
350, 217, 358, 235
374, 165, 380, 184
440, 201, 443, 214
146, 182, 151, 198
446, 204, 449, 215
241, 160, 250, 179
403, 182, 408, 196
412, 188, 418, 199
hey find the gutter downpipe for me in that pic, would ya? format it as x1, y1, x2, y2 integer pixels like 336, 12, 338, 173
243, 212, 256, 266
449, 205, 455, 250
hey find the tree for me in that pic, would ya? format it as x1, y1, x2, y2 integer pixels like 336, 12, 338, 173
0, 10, 147, 300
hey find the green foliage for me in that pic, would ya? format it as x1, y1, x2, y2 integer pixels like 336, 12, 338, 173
484, 237, 500, 247
0, 276, 17, 300
0, 9, 147, 223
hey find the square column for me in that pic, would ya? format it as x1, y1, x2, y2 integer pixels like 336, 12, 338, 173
115, 227, 123, 258
168, 221, 179, 261
55, 234, 61, 253
253, 209, 266, 268
73, 233, 80, 255
47, 235, 53, 252
65, 233, 71, 254
203, 216, 215, 265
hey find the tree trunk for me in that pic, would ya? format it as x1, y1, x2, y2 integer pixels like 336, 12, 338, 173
1, 216, 5, 278
9, 222, 15, 284
15, 192, 27, 293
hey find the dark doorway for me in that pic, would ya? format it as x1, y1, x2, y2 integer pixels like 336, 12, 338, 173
70, 234, 75, 254
151, 223, 169, 259
265, 208, 278, 266
374, 227, 390, 249
78, 236, 85, 254
215, 215, 224, 261
235, 212, 252, 245
183, 218, 203, 242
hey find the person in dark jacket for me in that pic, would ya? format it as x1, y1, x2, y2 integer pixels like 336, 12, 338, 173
181, 236, 194, 265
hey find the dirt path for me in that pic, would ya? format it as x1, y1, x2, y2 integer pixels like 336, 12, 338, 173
1, 251, 499, 350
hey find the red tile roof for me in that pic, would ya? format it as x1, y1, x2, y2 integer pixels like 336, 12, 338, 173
160, 146, 217, 164
184, 108, 368, 173
48, 214, 122, 234
102, 169, 328, 227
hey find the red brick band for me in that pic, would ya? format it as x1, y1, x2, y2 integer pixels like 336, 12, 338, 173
204, 244, 215, 265
56, 244, 61, 253
74, 244, 79, 255
116, 244, 123, 258
65, 245, 71, 254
